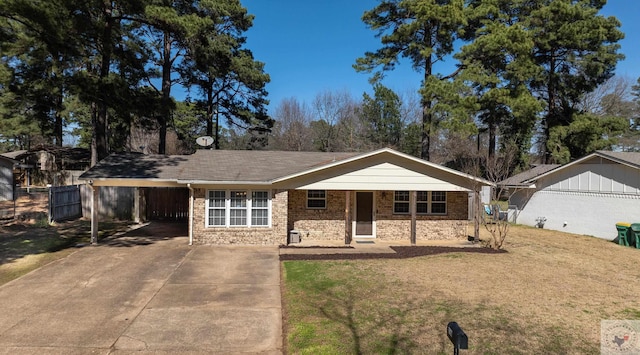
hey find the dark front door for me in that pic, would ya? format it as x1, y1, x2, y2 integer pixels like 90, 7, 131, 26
355, 192, 373, 236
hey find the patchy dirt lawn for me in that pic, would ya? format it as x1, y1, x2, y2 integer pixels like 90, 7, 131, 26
282, 225, 640, 354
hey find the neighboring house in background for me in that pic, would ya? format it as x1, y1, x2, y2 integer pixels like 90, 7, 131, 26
80, 148, 493, 245
2, 145, 90, 187
502, 151, 640, 240
0, 155, 17, 201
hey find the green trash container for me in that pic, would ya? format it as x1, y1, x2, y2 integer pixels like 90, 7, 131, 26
631, 224, 640, 249
616, 222, 632, 246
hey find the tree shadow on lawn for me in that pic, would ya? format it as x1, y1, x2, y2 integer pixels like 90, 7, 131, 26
298, 283, 594, 354
315, 284, 422, 354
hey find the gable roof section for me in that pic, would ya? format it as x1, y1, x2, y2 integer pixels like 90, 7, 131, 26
523, 151, 640, 183
498, 164, 560, 188
272, 148, 493, 191
595, 150, 640, 169
79, 148, 492, 190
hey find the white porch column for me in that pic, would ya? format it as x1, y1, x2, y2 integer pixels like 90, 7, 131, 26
90, 184, 99, 245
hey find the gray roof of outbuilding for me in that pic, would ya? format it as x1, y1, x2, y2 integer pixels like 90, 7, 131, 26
596, 150, 640, 168
498, 164, 560, 187
79, 150, 360, 182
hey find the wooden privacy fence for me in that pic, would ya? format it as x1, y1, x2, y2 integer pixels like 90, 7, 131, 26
49, 185, 82, 222
145, 187, 189, 221
48, 185, 188, 222
80, 185, 134, 220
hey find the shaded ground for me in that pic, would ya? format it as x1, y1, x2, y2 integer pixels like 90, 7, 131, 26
0, 219, 187, 286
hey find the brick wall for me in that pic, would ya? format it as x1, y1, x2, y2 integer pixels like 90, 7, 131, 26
191, 188, 469, 244
288, 190, 346, 240
288, 190, 469, 242
375, 191, 468, 241
191, 188, 288, 245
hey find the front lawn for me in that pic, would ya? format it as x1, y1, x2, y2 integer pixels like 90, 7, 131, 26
282, 225, 640, 354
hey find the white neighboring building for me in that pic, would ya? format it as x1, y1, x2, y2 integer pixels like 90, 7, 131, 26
502, 151, 640, 240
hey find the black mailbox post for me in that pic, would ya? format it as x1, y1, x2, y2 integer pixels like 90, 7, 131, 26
447, 322, 468, 355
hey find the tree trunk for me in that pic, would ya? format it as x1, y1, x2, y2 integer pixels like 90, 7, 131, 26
421, 28, 433, 161
206, 81, 213, 137
159, 30, 171, 155
542, 51, 557, 164
54, 93, 63, 146
94, 0, 113, 164
488, 121, 496, 159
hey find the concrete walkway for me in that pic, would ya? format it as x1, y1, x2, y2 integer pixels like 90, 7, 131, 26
0, 235, 282, 354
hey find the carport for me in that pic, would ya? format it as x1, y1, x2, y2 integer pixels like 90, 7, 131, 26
79, 153, 192, 245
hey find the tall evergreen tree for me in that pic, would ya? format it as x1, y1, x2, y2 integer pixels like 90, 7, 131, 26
360, 84, 402, 148
355, 0, 467, 161
178, 0, 270, 150
457, 0, 542, 168
523, 0, 624, 163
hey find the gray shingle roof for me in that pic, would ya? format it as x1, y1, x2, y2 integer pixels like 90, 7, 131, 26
498, 164, 560, 187
79, 153, 189, 180
80, 150, 360, 182
178, 150, 359, 182
596, 150, 640, 168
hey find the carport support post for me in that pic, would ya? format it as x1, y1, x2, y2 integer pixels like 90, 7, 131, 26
90, 184, 99, 245
133, 187, 140, 224
344, 190, 351, 244
411, 190, 417, 245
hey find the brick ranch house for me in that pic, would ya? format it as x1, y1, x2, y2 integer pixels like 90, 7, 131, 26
79, 148, 492, 245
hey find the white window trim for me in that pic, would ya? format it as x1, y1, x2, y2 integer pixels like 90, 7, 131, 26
393, 191, 447, 215
306, 190, 327, 209
206, 189, 272, 228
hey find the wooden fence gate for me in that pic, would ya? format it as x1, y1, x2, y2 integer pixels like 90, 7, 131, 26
50, 185, 82, 222
144, 187, 189, 221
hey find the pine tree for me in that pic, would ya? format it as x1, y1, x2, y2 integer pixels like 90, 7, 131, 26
355, 0, 467, 161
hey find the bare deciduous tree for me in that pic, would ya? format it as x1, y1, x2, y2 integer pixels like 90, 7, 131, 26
270, 98, 313, 151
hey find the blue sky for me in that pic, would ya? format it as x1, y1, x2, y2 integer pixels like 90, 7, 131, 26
241, 0, 640, 114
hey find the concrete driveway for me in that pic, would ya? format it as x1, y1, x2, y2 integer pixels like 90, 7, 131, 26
0, 226, 282, 354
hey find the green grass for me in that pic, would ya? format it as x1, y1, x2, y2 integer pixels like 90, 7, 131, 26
280, 223, 638, 355
283, 259, 598, 354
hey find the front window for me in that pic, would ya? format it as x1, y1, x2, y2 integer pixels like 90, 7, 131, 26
393, 191, 447, 215
251, 191, 269, 226
229, 191, 247, 226
207, 190, 270, 227
208, 190, 226, 226
393, 191, 410, 214
431, 191, 446, 214
307, 190, 326, 209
